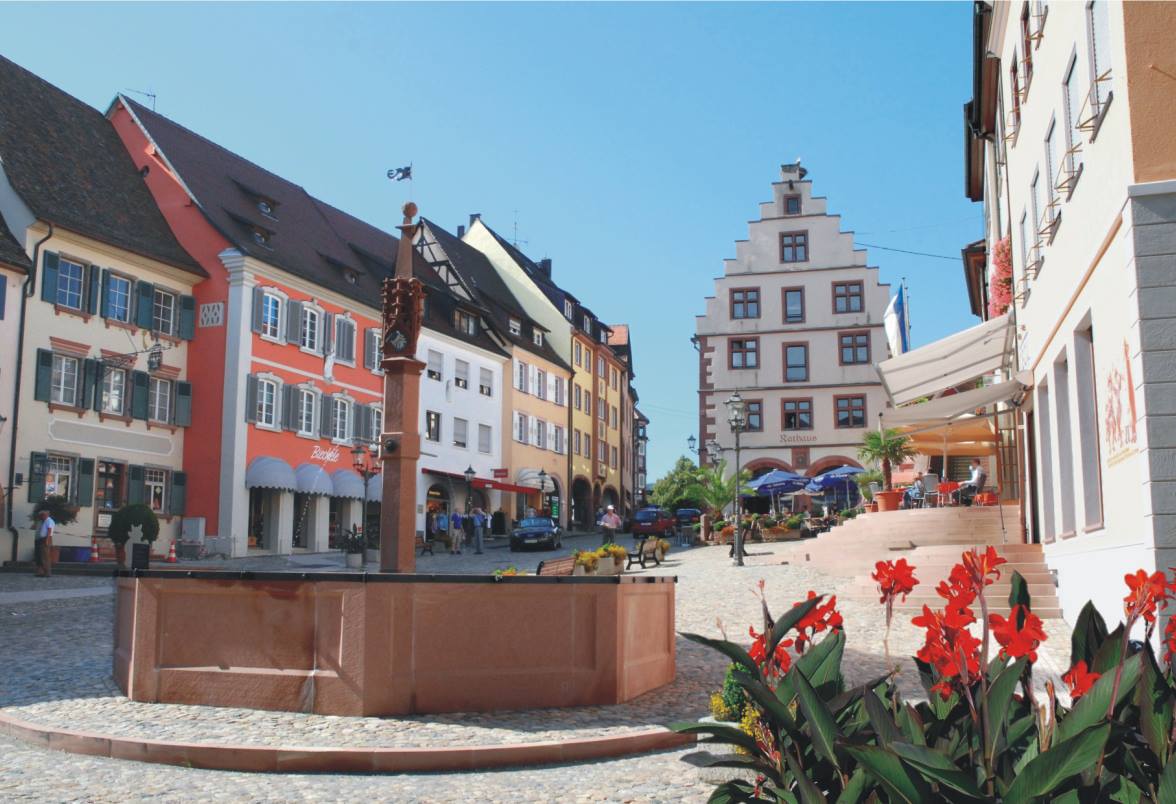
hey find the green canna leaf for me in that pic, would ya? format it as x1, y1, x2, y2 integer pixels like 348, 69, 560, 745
843, 744, 929, 804
888, 741, 985, 799
1055, 653, 1141, 744
1070, 601, 1109, 669
864, 689, 901, 747
681, 632, 761, 679
985, 656, 1028, 760
1003, 722, 1111, 804
792, 664, 842, 770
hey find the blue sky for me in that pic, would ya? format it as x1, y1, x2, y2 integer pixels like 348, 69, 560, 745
2, 2, 980, 481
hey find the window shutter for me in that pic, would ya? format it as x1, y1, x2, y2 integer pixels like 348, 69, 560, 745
33, 349, 53, 402
168, 471, 187, 517
87, 265, 100, 315
77, 458, 95, 507
27, 452, 47, 502
179, 295, 196, 340
355, 403, 370, 442
251, 287, 264, 334
174, 381, 193, 426
127, 465, 145, 506
363, 330, 375, 369
320, 395, 332, 437
286, 300, 302, 343
100, 269, 111, 319
345, 321, 356, 362
81, 358, 100, 410
40, 252, 59, 304
336, 318, 347, 360
323, 312, 335, 355
135, 281, 154, 329
91, 362, 105, 412
280, 384, 294, 431
130, 371, 149, 420
244, 375, 258, 423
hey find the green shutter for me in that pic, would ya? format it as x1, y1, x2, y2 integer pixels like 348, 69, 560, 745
178, 295, 196, 340
40, 252, 59, 304
127, 465, 145, 505
244, 375, 258, 423
135, 281, 154, 329
33, 349, 53, 402
100, 269, 111, 319
92, 362, 106, 412
130, 371, 149, 420
81, 359, 100, 410
174, 381, 192, 426
87, 265, 100, 315
168, 471, 187, 517
26, 452, 47, 502
251, 287, 264, 334
76, 458, 95, 507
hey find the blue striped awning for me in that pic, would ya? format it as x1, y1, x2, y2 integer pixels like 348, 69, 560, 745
295, 463, 333, 496
245, 457, 297, 491
331, 469, 366, 500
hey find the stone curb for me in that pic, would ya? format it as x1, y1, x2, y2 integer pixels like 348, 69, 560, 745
0, 711, 693, 773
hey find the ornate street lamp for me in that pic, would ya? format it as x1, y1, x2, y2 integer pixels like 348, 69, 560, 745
352, 441, 381, 549
726, 391, 747, 567
464, 465, 476, 516
687, 434, 697, 454
537, 468, 548, 514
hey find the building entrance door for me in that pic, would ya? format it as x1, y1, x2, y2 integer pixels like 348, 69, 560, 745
94, 461, 125, 534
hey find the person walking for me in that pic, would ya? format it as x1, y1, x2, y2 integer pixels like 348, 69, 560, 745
600, 505, 622, 546
34, 509, 54, 577
449, 510, 464, 554
472, 507, 486, 554
462, 510, 475, 555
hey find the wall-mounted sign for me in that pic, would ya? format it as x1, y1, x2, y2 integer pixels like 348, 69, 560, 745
311, 445, 342, 464
1104, 339, 1138, 466
199, 302, 225, 328
493, 468, 509, 479
779, 434, 818, 444
97, 512, 113, 529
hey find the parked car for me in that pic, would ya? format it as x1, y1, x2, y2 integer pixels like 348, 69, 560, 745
510, 517, 563, 551
631, 507, 676, 538
675, 508, 702, 527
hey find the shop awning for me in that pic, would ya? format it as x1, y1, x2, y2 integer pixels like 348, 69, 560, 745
880, 376, 1028, 430
876, 314, 1014, 406
295, 463, 334, 495
331, 469, 366, 500
421, 467, 536, 496
366, 475, 382, 504
245, 457, 297, 491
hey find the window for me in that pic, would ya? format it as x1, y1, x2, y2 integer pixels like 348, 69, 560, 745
574, 429, 582, 455
582, 314, 591, 332
598, 398, 606, 421
1021, 4, 1034, 86
584, 390, 591, 414
509, 318, 521, 336
833, 282, 864, 313
95, 461, 124, 512
301, 307, 321, 352
256, 379, 277, 427
335, 317, 356, 363
784, 195, 801, 215
532, 330, 543, 347
839, 332, 871, 365
51, 355, 79, 406
554, 377, 565, 405
1019, 212, 1031, 277
515, 412, 528, 443
1031, 170, 1044, 232
516, 360, 529, 393
597, 356, 605, 376
455, 310, 477, 336
610, 368, 619, 390
331, 397, 350, 441
297, 389, 316, 436
1010, 53, 1023, 134
153, 288, 176, 336
782, 399, 813, 430
599, 441, 606, 462
56, 258, 85, 310
45, 455, 73, 500
366, 328, 382, 371
745, 400, 763, 432
598, 329, 607, 344
554, 425, 565, 454
574, 384, 582, 410
564, 300, 574, 320
783, 287, 805, 323
535, 421, 547, 449
574, 341, 582, 366
106, 275, 132, 323
611, 445, 618, 469
835, 395, 867, 428
455, 360, 469, 389
479, 367, 493, 397
371, 407, 382, 441
784, 343, 808, 382
730, 288, 760, 319
260, 292, 282, 339
611, 405, 618, 429
427, 350, 443, 381
148, 377, 172, 423
779, 231, 808, 263
1063, 55, 1085, 184
101, 368, 126, 415
453, 417, 468, 449
536, 369, 547, 400
584, 434, 591, 458
145, 468, 167, 514
478, 423, 492, 454
729, 338, 759, 369
1044, 120, 1060, 223
426, 410, 441, 442
1087, 0, 1112, 116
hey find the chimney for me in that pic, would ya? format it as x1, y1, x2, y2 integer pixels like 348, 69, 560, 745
469, 213, 481, 228
457, 224, 466, 238
780, 160, 808, 180
537, 258, 552, 277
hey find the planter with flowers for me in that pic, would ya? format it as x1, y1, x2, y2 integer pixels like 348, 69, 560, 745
988, 235, 1013, 319
572, 550, 599, 576
598, 543, 627, 574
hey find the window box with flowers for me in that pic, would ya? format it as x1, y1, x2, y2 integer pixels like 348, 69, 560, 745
988, 235, 1013, 318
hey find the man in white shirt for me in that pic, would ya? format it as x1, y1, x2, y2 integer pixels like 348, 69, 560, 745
601, 505, 622, 545
956, 459, 987, 506
34, 510, 55, 577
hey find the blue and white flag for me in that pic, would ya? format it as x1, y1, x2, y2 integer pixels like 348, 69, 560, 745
883, 290, 909, 356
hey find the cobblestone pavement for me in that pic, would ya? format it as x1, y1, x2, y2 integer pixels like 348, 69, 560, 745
0, 539, 1073, 801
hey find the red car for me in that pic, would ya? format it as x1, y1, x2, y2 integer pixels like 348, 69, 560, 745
631, 506, 676, 538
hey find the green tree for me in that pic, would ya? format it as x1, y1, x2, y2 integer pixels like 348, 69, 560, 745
686, 459, 752, 517
857, 428, 917, 491
649, 456, 704, 511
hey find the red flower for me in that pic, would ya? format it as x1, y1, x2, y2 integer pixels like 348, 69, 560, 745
960, 546, 1007, 590
989, 605, 1048, 662
872, 559, 920, 605
912, 605, 982, 699
793, 591, 843, 652
748, 625, 792, 677
1123, 570, 1170, 626
1062, 660, 1100, 701
1166, 617, 1176, 664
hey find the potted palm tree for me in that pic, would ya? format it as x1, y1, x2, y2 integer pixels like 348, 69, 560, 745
685, 460, 751, 543
858, 428, 917, 512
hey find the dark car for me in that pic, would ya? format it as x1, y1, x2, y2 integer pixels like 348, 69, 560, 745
631, 507, 676, 538
510, 517, 563, 551
675, 508, 702, 527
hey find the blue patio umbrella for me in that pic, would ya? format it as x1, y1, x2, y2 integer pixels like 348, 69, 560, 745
748, 469, 807, 494
809, 466, 866, 509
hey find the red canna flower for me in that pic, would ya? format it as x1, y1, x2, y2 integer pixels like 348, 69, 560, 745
872, 559, 920, 605
960, 546, 1007, 590
912, 604, 982, 699
989, 605, 1049, 662
1062, 660, 1100, 701
1165, 617, 1176, 665
748, 625, 792, 677
1123, 570, 1170, 627
793, 591, 843, 652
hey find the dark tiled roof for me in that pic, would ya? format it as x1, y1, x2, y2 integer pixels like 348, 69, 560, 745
0, 57, 202, 276
422, 220, 568, 370
0, 218, 30, 271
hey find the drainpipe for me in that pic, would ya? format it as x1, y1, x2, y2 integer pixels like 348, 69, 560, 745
7, 223, 52, 564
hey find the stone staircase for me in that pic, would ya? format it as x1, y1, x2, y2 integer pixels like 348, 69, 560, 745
779, 506, 1061, 618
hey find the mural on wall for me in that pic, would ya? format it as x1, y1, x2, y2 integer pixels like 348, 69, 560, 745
1104, 339, 1138, 465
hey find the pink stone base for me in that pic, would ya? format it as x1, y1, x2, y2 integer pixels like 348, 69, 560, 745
114, 574, 676, 716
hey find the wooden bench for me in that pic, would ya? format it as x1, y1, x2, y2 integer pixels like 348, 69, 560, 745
626, 537, 661, 570
536, 556, 576, 576
416, 533, 434, 556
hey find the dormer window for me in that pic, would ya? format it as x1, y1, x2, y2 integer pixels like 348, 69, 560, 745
345, 271, 357, 285
252, 228, 272, 249
564, 300, 574, 320
455, 310, 477, 336
509, 318, 521, 336
533, 331, 543, 347
257, 199, 277, 219
582, 314, 591, 332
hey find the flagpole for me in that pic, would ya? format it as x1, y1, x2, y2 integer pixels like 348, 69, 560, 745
903, 277, 911, 352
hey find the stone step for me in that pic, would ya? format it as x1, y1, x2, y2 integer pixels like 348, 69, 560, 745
846, 580, 1058, 597
891, 605, 1064, 619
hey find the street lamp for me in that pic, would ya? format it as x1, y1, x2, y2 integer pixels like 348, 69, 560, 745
537, 468, 548, 514
464, 465, 476, 516
687, 434, 697, 454
726, 390, 747, 567
351, 441, 381, 549
706, 439, 721, 468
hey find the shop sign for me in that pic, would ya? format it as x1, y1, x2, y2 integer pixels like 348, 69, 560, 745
493, 468, 508, 479
311, 445, 343, 464
779, 434, 818, 444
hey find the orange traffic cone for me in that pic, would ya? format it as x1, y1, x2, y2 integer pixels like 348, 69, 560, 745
166, 540, 177, 563
90, 535, 101, 563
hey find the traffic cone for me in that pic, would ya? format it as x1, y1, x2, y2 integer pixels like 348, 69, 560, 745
166, 540, 177, 563
90, 535, 101, 563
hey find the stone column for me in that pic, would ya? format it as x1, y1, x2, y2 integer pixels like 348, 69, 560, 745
308, 495, 331, 552
274, 490, 294, 554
